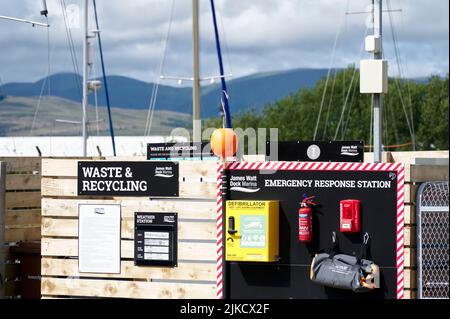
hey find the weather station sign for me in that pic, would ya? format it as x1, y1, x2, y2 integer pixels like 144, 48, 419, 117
134, 212, 178, 267
78, 161, 179, 197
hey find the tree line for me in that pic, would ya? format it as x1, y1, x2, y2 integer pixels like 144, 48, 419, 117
206, 66, 449, 151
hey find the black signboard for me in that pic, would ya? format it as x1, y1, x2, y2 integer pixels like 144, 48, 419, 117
134, 212, 178, 267
225, 167, 399, 299
78, 162, 179, 197
147, 142, 215, 160
266, 141, 364, 162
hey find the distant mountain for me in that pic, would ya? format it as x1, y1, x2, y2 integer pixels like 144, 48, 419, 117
0, 96, 190, 137
0, 68, 329, 118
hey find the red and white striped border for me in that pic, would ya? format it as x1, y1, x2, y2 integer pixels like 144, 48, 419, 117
216, 162, 224, 299
216, 161, 406, 299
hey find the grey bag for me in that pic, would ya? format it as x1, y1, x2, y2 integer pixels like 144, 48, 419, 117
310, 232, 380, 293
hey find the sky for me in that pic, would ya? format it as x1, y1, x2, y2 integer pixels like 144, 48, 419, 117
0, 0, 448, 84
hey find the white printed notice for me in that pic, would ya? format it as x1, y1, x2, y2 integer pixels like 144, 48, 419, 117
79, 204, 121, 274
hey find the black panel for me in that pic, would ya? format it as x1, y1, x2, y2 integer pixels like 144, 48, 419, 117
147, 142, 214, 160
78, 161, 179, 197
226, 168, 399, 299
228, 264, 396, 299
266, 141, 364, 162
134, 212, 178, 267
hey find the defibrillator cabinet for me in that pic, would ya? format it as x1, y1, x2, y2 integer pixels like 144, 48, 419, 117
225, 200, 279, 262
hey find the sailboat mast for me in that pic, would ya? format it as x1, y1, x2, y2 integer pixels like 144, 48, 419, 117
192, 0, 201, 143
82, 0, 89, 156
210, 0, 232, 129
373, 0, 383, 162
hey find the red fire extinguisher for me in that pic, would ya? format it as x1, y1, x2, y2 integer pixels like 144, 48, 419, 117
299, 196, 317, 243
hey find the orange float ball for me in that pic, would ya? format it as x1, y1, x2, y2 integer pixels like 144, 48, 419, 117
210, 128, 238, 159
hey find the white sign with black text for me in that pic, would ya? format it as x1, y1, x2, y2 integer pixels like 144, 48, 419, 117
79, 204, 121, 274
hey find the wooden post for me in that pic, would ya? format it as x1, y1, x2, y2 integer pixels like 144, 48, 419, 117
0, 162, 6, 298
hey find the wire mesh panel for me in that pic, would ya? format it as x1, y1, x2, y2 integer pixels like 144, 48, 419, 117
417, 182, 449, 299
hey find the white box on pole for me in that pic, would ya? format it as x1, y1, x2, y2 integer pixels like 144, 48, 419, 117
365, 35, 381, 53
360, 59, 388, 94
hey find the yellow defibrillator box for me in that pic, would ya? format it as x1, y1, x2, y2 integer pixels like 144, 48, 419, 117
225, 200, 279, 262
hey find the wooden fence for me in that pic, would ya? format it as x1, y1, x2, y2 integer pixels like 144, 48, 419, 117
1, 157, 42, 298
5, 152, 441, 299
40, 158, 217, 299
40, 157, 449, 299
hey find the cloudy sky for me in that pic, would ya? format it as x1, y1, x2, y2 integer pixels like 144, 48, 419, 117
0, 0, 448, 84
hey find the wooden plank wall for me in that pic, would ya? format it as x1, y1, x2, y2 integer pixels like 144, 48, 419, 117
0, 157, 41, 243
39, 156, 448, 299
40, 158, 218, 299
1, 157, 42, 298
1, 162, 6, 299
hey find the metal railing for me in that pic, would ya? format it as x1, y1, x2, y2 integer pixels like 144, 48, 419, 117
417, 181, 449, 299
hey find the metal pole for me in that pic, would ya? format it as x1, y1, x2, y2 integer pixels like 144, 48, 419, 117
82, 0, 89, 157
373, 0, 383, 163
0, 15, 49, 27
192, 0, 201, 143
93, 0, 117, 156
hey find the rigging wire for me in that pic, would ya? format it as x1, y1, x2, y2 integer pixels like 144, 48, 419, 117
313, 19, 342, 140
386, 0, 416, 150
321, 69, 339, 139
399, 11, 416, 144
365, 141, 413, 149
46, 15, 51, 96
144, 0, 175, 136
368, 95, 374, 152
88, 46, 100, 137
333, 26, 370, 141
210, 0, 232, 128
94, 89, 100, 136
383, 94, 389, 147
93, 0, 116, 155
144, 0, 176, 136
29, 15, 51, 136
342, 0, 351, 111
385, 92, 401, 147
60, 0, 82, 98
94, 80, 100, 136
320, 0, 350, 140
216, 1, 233, 82
333, 65, 357, 141
341, 71, 361, 139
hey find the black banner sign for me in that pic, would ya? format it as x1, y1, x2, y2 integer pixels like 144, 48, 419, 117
135, 212, 178, 267
226, 168, 399, 299
78, 162, 179, 197
266, 141, 364, 162
147, 142, 215, 160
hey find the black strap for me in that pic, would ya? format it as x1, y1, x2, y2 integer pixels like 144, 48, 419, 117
329, 231, 339, 257
357, 233, 370, 263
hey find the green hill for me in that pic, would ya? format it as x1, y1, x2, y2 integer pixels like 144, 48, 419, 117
0, 96, 190, 137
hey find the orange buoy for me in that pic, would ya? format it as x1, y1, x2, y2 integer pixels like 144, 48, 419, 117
210, 128, 238, 159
